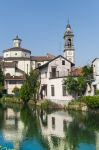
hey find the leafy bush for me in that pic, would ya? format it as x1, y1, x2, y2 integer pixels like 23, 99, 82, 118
40, 100, 61, 110
67, 96, 99, 110
20, 81, 31, 104
82, 96, 99, 108
12, 87, 20, 97
67, 100, 87, 110
96, 90, 99, 95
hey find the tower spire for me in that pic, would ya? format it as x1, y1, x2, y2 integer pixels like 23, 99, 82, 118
66, 18, 71, 30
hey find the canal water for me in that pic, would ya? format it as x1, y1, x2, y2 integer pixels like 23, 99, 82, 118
0, 103, 98, 150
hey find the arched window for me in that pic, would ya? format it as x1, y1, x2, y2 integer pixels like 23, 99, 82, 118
67, 39, 71, 47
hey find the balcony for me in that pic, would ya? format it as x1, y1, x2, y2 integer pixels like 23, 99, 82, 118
50, 71, 69, 79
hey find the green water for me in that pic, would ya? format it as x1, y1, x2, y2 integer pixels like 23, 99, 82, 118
0, 103, 98, 150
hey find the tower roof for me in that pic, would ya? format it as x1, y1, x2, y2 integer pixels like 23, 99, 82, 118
66, 23, 71, 29
64, 22, 74, 38
13, 35, 22, 41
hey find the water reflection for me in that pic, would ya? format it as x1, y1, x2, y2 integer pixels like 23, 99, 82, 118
40, 111, 73, 150
20, 106, 49, 150
0, 104, 24, 149
0, 103, 98, 150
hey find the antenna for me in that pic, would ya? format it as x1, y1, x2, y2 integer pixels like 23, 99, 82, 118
68, 17, 69, 24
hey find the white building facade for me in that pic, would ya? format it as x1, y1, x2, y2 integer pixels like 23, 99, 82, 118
39, 55, 74, 104
0, 22, 94, 103
1, 36, 54, 94
92, 58, 99, 90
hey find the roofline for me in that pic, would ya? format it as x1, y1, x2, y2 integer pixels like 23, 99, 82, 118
30, 56, 53, 61
92, 58, 99, 63
37, 55, 75, 69
3, 47, 31, 54
4, 57, 30, 61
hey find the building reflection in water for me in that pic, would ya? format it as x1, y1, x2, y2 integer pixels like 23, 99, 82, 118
0, 105, 99, 150
40, 111, 73, 150
3, 108, 24, 150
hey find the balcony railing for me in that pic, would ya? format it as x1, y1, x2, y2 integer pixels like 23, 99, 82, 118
50, 71, 69, 79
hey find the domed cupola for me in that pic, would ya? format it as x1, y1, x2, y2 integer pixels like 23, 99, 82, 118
3, 36, 31, 59
13, 35, 22, 48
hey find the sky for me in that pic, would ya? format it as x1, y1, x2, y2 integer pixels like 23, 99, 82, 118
0, 0, 99, 66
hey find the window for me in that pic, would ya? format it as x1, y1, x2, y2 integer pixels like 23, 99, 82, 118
52, 117, 55, 129
17, 80, 23, 84
15, 53, 17, 55
62, 60, 65, 65
9, 80, 16, 84
9, 80, 23, 84
62, 85, 66, 96
51, 85, 55, 96
68, 38, 71, 47
63, 120, 67, 131
51, 67, 56, 78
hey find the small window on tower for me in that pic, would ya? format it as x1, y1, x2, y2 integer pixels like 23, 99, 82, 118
62, 60, 65, 65
68, 39, 71, 47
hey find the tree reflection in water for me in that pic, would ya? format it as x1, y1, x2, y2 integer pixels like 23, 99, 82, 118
0, 103, 98, 150
65, 111, 98, 150
20, 105, 50, 150
0, 103, 4, 130
40, 110, 97, 150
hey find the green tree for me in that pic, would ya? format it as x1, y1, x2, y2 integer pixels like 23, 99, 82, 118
0, 65, 4, 86
0, 65, 4, 97
64, 76, 78, 98
12, 87, 20, 97
64, 65, 93, 99
82, 65, 93, 86
64, 76, 87, 99
20, 81, 31, 104
82, 65, 93, 78
77, 76, 87, 96
19, 70, 40, 104
26, 70, 40, 103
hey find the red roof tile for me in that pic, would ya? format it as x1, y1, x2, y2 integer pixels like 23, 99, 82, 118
71, 68, 83, 77
31, 53, 55, 61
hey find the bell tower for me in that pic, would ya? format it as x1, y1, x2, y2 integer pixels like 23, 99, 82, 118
63, 22, 75, 64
